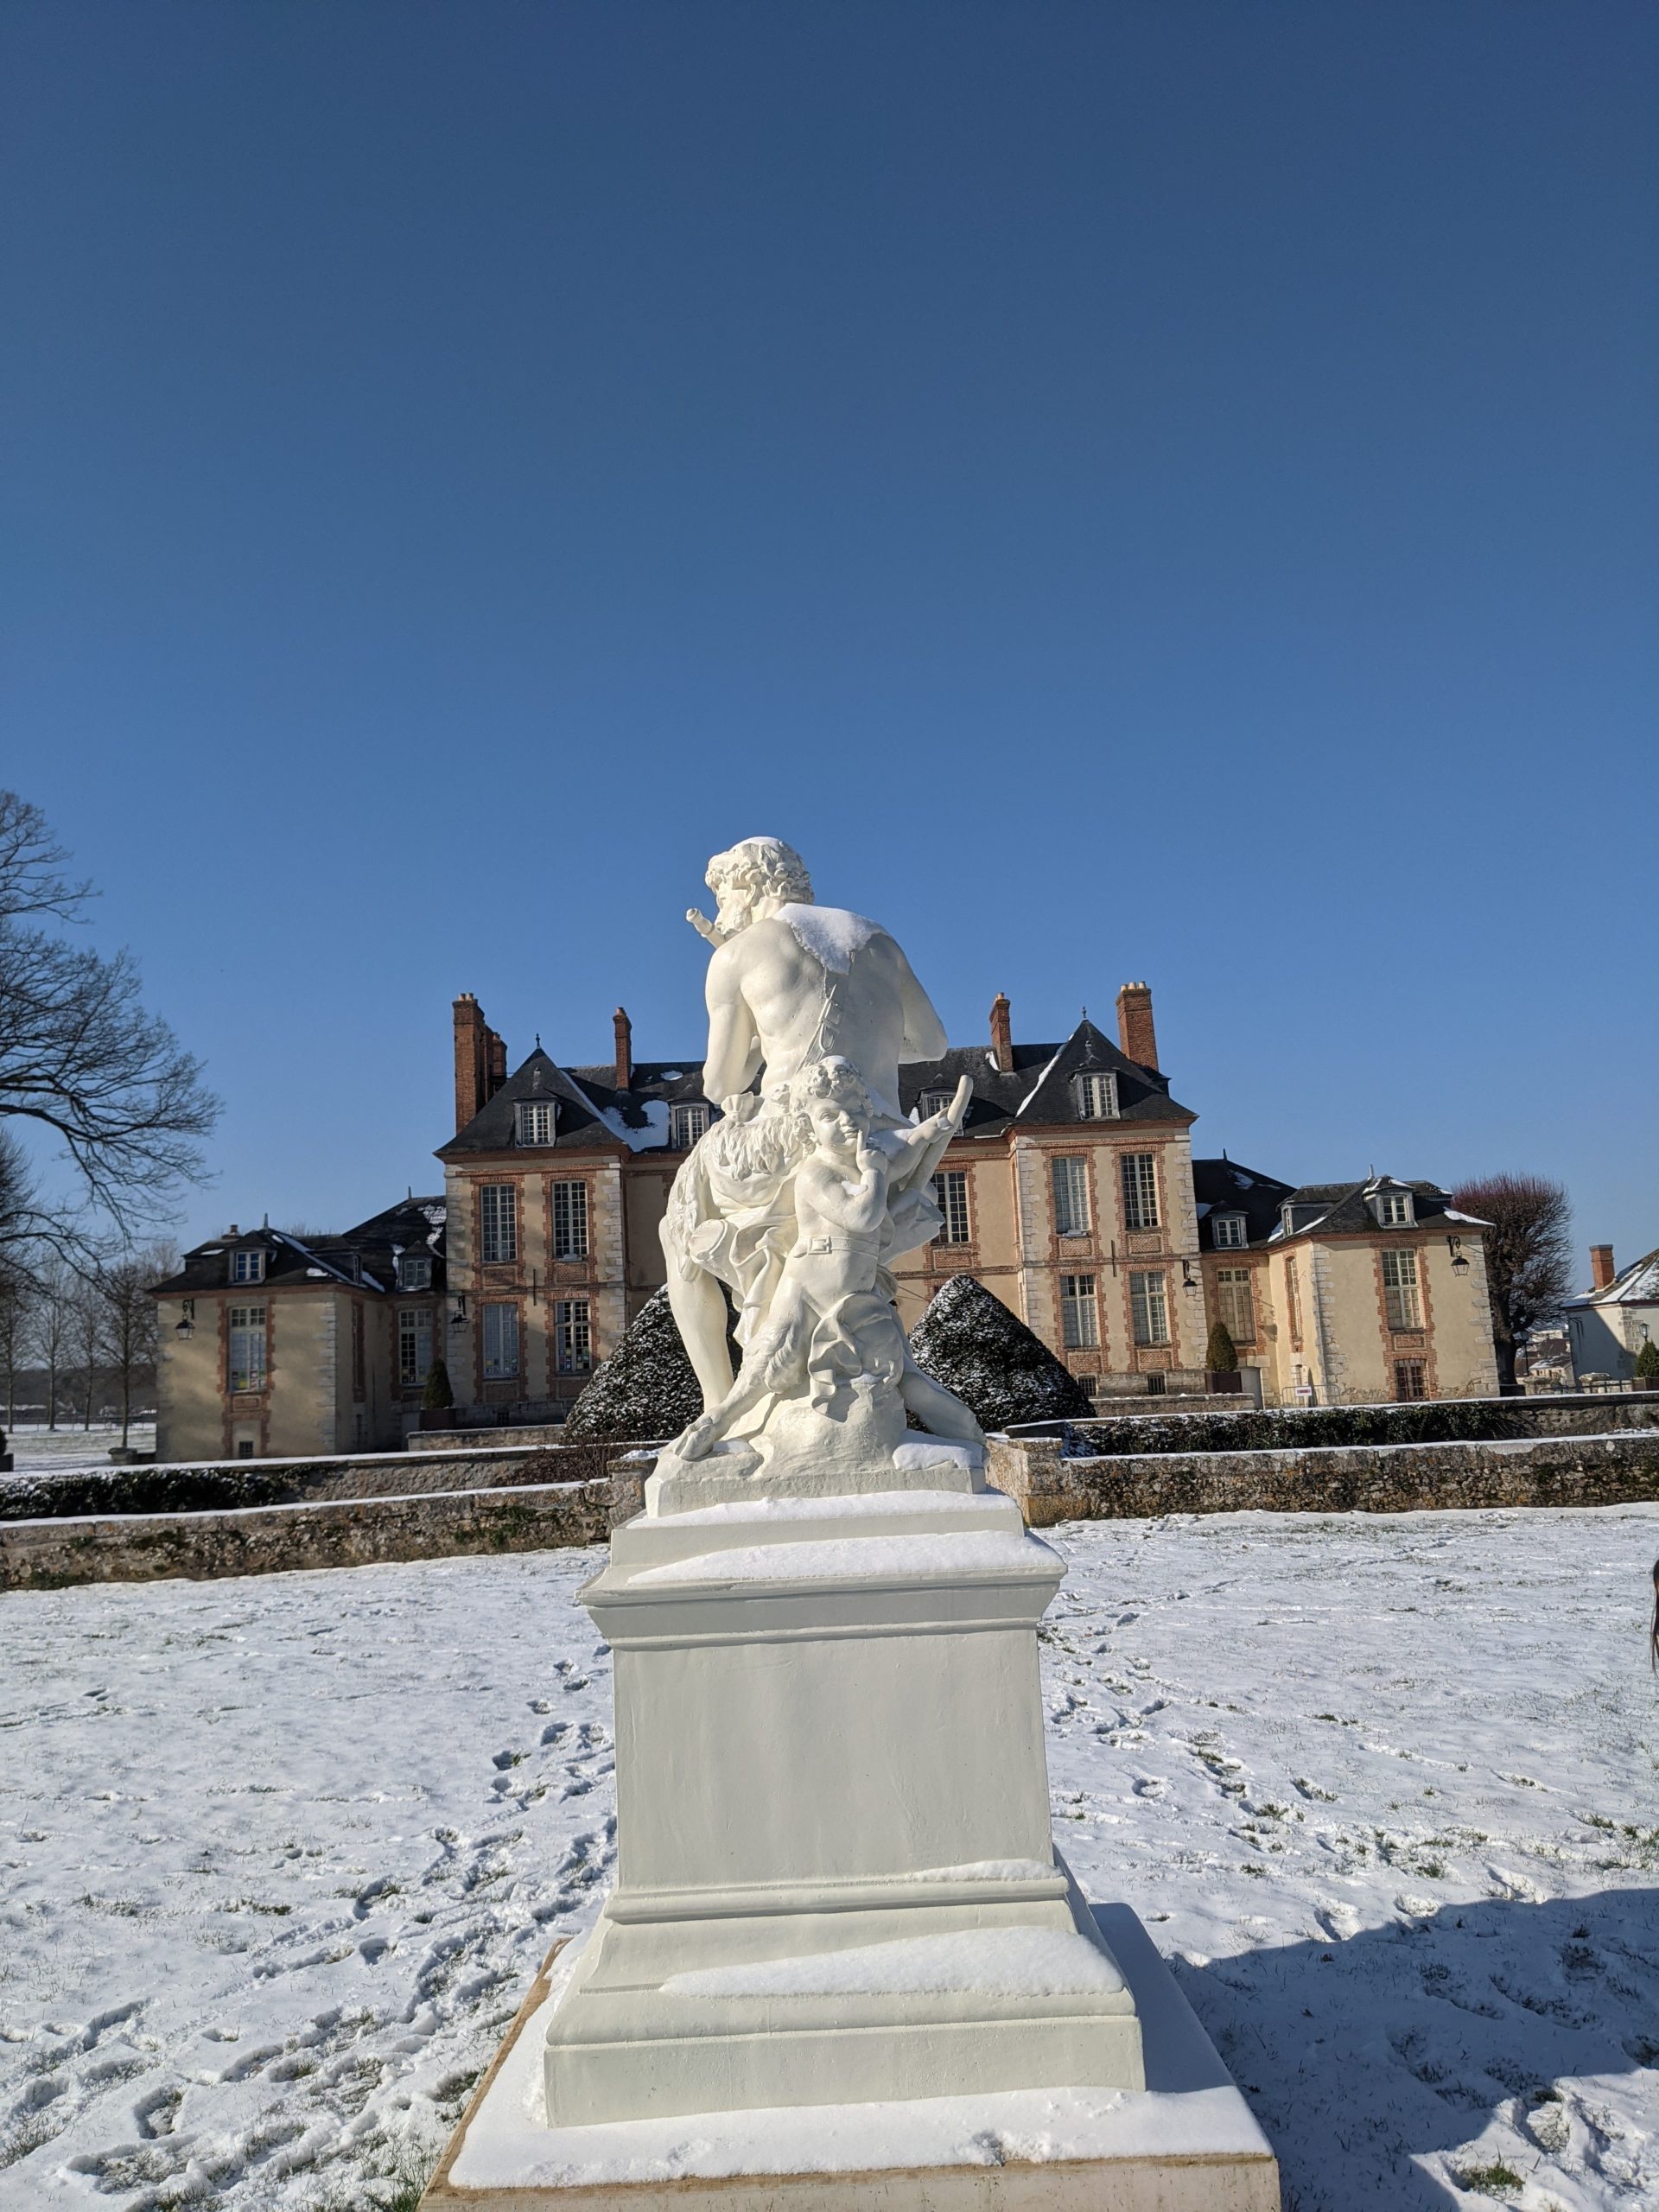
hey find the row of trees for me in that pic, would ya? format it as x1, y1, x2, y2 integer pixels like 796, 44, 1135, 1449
0, 790, 219, 1439
0, 1246, 177, 1442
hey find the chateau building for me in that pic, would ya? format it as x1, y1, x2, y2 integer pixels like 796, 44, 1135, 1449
438, 980, 1498, 1417
151, 1199, 447, 1460
150, 976, 1500, 1457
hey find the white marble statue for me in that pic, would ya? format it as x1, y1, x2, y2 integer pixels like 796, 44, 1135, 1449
658, 836, 982, 1497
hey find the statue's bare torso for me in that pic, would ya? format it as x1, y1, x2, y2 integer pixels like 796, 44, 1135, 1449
702, 906, 946, 1121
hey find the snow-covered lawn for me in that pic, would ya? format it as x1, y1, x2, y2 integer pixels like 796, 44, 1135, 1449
1, 1506, 1655, 2210
4, 1423, 156, 1475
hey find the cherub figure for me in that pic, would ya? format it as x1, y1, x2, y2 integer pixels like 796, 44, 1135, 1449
676, 1058, 980, 1461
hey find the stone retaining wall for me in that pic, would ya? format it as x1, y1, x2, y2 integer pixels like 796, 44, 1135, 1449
0, 1441, 629, 1523
988, 1429, 1659, 1527
0, 1478, 618, 1592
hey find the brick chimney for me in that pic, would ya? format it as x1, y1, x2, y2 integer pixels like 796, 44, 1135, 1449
1590, 1243, 1617, 1291
613, 1007, 632, 1090
453, 994, 487, 1134
989, 992, 1013, 1074
1116, 981, 1158, 1071
486, 1028, 507, 1100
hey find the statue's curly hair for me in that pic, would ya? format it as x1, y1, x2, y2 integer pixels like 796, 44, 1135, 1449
704, 836, 813, 911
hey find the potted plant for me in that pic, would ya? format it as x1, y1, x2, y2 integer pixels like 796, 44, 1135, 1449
1205, 1320, 1242, 1395
421, 1357, 456, 1429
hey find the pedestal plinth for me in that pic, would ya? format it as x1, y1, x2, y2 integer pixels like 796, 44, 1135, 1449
540, 1484, 1142, 2126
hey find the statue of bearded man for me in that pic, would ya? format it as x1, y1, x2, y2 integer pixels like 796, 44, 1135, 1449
661, 836, 972, 1440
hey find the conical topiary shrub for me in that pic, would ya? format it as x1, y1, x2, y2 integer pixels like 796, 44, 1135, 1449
1635, 1336, 1659, 1384
1205, 1321, 1237, 1374
907, 1274, 1092, 1431
563, 1285, 734, 1444
423, 1357, 454, 1410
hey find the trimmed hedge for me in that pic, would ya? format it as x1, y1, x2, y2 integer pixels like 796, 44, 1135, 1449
1062, 1400, 1538, 1459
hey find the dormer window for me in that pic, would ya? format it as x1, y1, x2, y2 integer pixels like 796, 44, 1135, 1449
1211, 1214, 1247, 1249
518, 1100, 556, 1147
1076, 1072, 1118, 1121
1375, 1191, 1414, 1228
670, 1103, 710, 1149
397, 1251, 433, 1292
229, 1249, 265, 1285
920, 1089, 955, 1120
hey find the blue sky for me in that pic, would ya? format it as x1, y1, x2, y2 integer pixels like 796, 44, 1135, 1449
3, 2, 1654, 1273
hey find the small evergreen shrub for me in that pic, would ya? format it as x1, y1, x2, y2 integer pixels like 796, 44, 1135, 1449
908, 1274, 1092, 1430
1205, 1321, 1237, 1373
423, 1357, 454, 1411
563, 1286, 734, 1443
1635, 1338, 1659, 1383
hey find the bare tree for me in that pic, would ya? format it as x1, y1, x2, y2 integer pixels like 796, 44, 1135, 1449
70, 1268, 105, 1428
93, 1246, 172, 1449
0, 792, 219, 1268
1450, 1172, 1573, 1391
29, 1262, 74, 1430
0, 1268, 30, 1428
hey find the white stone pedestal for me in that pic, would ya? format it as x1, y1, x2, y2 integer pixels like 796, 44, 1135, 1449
540, 1485, 1142, 2126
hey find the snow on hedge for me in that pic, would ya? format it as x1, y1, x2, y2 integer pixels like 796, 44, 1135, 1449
908, 1273, 1093, 1430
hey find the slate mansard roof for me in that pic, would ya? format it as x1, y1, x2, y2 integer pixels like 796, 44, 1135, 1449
153, 1197, 448, 1298
441, 1017, 1195, 1159
1192, 1158, 1297, 1250
439, 1048, 715, 1158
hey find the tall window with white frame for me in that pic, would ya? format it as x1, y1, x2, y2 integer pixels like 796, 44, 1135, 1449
1129, 1269, 1170, 1347
551, 1179, 589, 1262
1120, 1152, 1160, 1232
398, 1306, 434, 1389
1394, 1358, 1427, 1402
931, 1169, 970, 1245
227, 1305, 268, 1391
670, 1102, 710, 1150
480, 1183, 518, 1265
555, 1298, 592, 1376
1382, 1249, 1422, 1330
1059, 1273, 1098, 1349
1075, 1072, 1117, 1121
1215, 1268, 1255, 1345
1051, 1155, 1090, 1237
480, 1301, 519, 1380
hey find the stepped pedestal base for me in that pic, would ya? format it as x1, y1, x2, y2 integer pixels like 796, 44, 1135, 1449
421, 1909, 1280, 2210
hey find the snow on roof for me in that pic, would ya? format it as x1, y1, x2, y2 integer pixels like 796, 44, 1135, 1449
1571, 1249, 1659, 1306
1014, 1046, 1065, 1118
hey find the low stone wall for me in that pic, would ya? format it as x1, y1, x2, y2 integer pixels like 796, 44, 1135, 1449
0, 1440, 630, 1523
988, 1429, 1659, 1526
0, 1477, 618, 1593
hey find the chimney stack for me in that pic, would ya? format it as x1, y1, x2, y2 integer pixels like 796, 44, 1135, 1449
454, 994, 508, 1132
1116, 981, 1159, 1071
613, 1007, 633, 1091
454, 994, 487, 1134
989, 992, 1013, 1074
1590, 1243, 1616, 1291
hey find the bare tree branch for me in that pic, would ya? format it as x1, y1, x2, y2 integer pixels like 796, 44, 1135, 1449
1450, 1171, 1573, 1391
0, 791, 219, 1262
